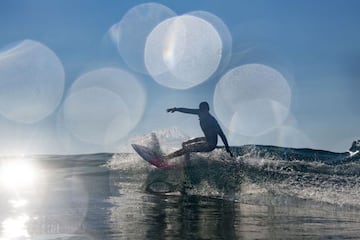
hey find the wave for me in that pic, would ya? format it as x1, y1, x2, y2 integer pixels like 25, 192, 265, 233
14, 133, 359, 208
109, 132, 360, 207
229, 143, 360, 165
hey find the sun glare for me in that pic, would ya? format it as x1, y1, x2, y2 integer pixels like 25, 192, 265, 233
0, 158, 37, 190
1, 214, 30, 239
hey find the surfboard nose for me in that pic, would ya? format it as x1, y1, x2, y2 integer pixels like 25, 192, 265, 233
132, 143, 180, 170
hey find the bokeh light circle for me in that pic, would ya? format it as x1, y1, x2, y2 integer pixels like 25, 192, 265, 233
229, 99, 290, 136
112, 3, 176, 73
186, 11, 232, 74
275, 126, 314, 148
0, 40, 65, 123
145, 15, 223, 89
214, 64, 291, 136
63, 68, 146, 145
64, 88, 131, 145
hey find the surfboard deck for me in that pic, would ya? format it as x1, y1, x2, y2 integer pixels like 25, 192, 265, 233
131, 144, 181, 170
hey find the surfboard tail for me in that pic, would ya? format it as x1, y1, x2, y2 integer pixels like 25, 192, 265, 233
148, 159, 174, 170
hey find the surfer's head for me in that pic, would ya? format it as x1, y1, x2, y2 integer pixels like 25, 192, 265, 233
199, 101, 209, 112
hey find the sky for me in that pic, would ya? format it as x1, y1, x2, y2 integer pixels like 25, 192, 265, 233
0, 0, 359, 154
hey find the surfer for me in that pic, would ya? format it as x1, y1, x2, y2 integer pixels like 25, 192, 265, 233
163, 101, 233, 159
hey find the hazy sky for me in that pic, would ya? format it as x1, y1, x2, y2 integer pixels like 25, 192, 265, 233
0, 0, 359, 154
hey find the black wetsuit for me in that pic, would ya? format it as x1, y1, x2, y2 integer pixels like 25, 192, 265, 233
164, 107, 231, 159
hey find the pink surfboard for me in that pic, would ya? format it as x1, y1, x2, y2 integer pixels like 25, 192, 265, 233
131, 144, 181, 170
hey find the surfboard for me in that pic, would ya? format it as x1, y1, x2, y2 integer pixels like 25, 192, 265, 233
131, 144, 180, 170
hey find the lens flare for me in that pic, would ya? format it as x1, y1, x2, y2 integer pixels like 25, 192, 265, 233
64, 87, 132, 145
145, 15, 223, 89
0, 40, 65, 124
110, 3, 176, 73
214, 64, 292, 136
0, 158, 37, 190
63, 68, 146, 145
186, 10, 232, 74
1, 214, 30, 239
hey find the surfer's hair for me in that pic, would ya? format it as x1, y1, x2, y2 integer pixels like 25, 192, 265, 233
199, 101, 209, 111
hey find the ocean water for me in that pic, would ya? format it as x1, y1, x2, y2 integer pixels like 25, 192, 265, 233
1, 143, 360, 239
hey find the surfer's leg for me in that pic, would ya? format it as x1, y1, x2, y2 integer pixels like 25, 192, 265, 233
182, 137, 206, 148
185, 141, 215, 153
163, 148, 187, 160
163, 137, 216, 160
163, 142, 204, 160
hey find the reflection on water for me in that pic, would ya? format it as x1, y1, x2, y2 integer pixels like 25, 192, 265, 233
1, 214, 30, 240
0, 157, 37, 240
107, 189, 360, 240
0, 155, 360, 239
0, 158, 38, 190
107, 189, 238, 239
1, 195, 31, 240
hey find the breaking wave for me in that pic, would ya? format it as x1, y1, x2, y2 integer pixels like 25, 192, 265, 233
108, 131, 360, 208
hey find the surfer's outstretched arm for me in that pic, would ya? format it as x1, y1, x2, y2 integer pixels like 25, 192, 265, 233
167, 107, 199, 115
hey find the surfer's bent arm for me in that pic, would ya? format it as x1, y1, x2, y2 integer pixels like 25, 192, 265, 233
219, 128, 233, 157
167, 107, 199, 115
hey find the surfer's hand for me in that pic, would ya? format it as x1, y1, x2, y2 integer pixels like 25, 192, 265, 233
167, 107, 176, 113
226, 146, 233, 157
